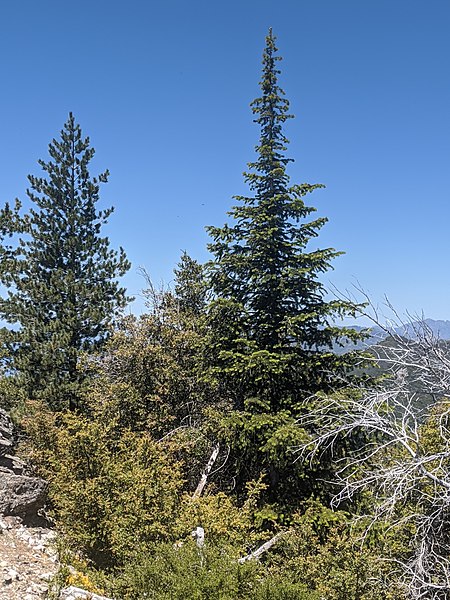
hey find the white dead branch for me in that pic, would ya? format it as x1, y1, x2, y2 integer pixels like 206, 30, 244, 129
191, 526, 205, 548
192, 443, 220, 499
238, 531, 286, 564
189, 442, 285, 565
296, 302, 450, 600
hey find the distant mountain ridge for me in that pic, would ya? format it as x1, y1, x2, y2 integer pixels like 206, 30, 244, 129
335, 319, 450, 353
395, 319, 450, 340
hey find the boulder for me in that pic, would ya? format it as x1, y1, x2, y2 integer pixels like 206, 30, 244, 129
0, 408, 48, 521
0, 408, 14, 456
0, 454, 26, 475
60, 586, 114, 599
0, 472, 47, 517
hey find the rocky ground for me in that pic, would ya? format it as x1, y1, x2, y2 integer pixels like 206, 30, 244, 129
0, 515, 57, 599
0, 409, 112, 600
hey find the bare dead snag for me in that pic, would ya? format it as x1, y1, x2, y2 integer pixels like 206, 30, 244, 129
296, 301, 450, 600
192, 443, 220, 499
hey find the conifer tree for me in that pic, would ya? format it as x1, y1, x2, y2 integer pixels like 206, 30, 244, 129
174, 252, 208, 317
0, 114, 130, 410
206, 30, 365, 501
208, 30, 362, 404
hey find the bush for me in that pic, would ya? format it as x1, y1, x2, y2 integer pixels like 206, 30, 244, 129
113, 541, 319, 600
21, 403, 185, 568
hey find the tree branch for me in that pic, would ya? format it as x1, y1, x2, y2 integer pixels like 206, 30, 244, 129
238, 531, 286, 563
192, 443, 220, 499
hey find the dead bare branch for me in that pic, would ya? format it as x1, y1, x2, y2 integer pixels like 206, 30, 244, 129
192, 443, 220, 499
238, 531, 287, 564
296, 300, 450, 599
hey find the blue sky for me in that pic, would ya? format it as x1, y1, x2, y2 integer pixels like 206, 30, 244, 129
1, 1, 449, 320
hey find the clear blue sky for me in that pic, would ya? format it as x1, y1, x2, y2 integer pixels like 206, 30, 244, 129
1, 0, 449, 320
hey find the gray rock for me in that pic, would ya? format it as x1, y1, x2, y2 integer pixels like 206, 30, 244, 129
0, 410, 48, 523
0, 454, 26, 475
0, 410, 14, 457
0, 473, 47, 518
4, 567, 20, 583
59, 586, 113, 599
0, 409, 13, 438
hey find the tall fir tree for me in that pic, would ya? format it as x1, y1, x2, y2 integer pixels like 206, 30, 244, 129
0, 114, 130, 410
206, 30, 365, 502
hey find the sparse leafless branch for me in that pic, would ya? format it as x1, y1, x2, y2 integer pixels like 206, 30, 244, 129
296, 301, 450, 599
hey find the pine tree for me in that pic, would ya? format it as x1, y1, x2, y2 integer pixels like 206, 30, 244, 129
0, 114, 130, 410
206, 30, 365, 502
174, 252, 208, 317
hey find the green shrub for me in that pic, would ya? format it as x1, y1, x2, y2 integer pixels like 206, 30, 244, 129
21, 404, 185, 568
113, 541, 319, 600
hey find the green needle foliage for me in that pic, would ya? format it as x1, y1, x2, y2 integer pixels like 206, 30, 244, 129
0, 114, 130, 410
207, 29, 364, 406
174, 251, 209, 318
206, 30, 367, 503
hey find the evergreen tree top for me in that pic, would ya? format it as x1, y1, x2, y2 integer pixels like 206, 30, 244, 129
248, 27, 293, 189
207, 29, 364, 363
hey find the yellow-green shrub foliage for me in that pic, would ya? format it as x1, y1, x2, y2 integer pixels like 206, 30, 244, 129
176, 477, 270, 550
82, 305, 228, 493
111, 502, 405, 600
21, 403, 185, 568
20, 402, 406, 599
269, 502, 405, 600
91, 309, 215, 436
